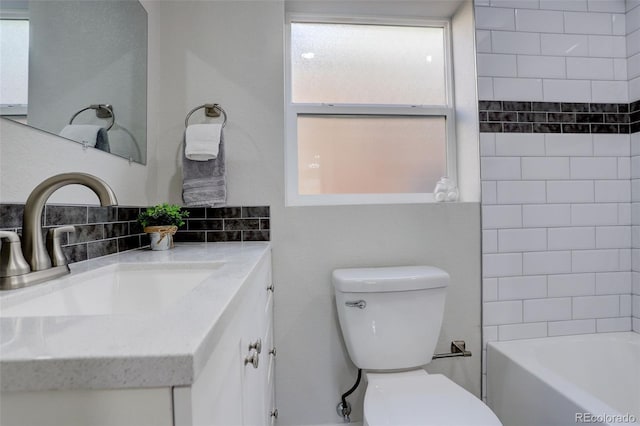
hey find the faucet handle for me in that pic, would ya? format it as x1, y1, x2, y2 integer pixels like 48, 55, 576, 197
46, 226, 75, 267
0, 231, 31, 277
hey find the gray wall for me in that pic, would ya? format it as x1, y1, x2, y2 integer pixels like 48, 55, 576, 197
149, 1, 481, 425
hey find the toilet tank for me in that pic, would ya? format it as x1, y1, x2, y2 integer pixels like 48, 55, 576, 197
333, 266, 449, 371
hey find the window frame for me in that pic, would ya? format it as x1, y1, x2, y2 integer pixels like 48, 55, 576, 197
285, 14, 457, 206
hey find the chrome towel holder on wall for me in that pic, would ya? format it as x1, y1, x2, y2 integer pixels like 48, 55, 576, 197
69, 104, 115, 130
184, 103, 227, 128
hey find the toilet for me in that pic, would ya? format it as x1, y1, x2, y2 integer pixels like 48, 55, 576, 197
333, 266, 502, 426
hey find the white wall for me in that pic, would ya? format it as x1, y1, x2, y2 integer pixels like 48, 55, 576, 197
149, 1, 481, 425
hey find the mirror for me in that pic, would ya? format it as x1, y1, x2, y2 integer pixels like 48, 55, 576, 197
0, 0, 148, 164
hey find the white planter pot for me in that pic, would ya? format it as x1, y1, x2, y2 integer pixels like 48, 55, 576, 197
144, 226, 178, 251
148, 232, 172, 250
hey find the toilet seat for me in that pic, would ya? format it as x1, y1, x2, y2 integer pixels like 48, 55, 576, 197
364, 370, 502, 426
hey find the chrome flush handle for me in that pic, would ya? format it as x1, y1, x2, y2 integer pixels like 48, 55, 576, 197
345, 300, 366, 309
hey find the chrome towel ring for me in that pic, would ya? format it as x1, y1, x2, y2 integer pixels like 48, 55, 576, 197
69, 104, 115, 131
185, 103, 227, 128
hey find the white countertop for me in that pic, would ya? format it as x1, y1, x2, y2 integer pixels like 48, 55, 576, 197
0, 242, 271, 392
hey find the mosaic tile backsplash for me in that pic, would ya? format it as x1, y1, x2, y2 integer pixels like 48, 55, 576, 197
0, 204, 270, 264
479, 100, 640, 134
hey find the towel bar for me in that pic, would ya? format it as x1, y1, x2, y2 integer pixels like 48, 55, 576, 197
185, 103, 227, 128
69, 104, 115, 131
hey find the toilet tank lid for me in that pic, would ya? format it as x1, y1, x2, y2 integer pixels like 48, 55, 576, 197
332, 266, 449, 293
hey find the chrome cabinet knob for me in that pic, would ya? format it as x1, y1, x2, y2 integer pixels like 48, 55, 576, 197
270, 409, 278, 419
249, 338, 262, 354
267, 283, 274, 292
244, 352, 259, 368
269, 347, 276, 357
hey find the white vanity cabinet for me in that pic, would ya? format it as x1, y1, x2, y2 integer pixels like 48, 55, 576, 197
0, 244, 275, 426
173, 252, 276, 426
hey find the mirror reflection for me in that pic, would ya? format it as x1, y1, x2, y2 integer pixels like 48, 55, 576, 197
0, 0, 148, 164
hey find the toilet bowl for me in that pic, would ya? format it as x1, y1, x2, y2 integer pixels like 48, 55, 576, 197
333, 266, 501, 426
364, 371, 500, 426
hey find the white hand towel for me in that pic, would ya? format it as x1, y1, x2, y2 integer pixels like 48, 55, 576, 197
185, 123, 222, 161
59, 124, 102, 147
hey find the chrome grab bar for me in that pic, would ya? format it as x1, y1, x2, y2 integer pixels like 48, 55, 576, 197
432, 340, 472, 359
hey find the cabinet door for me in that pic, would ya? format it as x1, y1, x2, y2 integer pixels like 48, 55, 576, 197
206, 337, 245, 426
242, 263, 273, 425
174, 335, 245, 426
262, 321, 276, 426
263, 291, 275, 426
176, 251, 273, 426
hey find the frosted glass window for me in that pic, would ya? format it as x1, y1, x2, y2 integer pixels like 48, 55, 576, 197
297, 116, 446, 195
291, 23, 445, 105
0, 20, 29, 106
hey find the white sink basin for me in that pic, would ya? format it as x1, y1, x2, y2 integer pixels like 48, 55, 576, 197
0, 262, 222, 317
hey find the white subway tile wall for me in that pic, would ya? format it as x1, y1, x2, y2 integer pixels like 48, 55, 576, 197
477, 2, 631, 102
477, 0, 640, 399
482, 133, 632, 331
629, 1, 640, 99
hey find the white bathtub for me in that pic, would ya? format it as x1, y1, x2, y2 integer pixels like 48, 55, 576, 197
487, 332, 640, 426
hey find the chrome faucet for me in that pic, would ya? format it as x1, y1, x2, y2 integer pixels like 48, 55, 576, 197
0, 173, 118, 290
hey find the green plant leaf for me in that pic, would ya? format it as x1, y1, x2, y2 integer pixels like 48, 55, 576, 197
137, 203, 189, 228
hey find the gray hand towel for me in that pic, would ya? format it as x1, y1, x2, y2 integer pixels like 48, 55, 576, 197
95, 128, 111, 153
182, 130, 226, 207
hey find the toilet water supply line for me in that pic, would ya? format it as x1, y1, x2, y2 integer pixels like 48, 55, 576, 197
338, 368, 362, 422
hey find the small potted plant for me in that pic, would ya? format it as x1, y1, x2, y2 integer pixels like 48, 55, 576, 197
137, 204, 189, 250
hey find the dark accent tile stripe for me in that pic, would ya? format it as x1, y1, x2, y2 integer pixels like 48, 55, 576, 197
188, 219, 223, 231
0, 204, 24, 228
479, 99, 640, 134
243, 230, 270, 242
45, 205, 87, 226
173, 231, 206, 243
87, 239, 118, 259
177, 205, 270, 243
0, 204, 271, 265
88, 206, 117, 223
207, 231, 242, 242
62, 244, 88, 263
